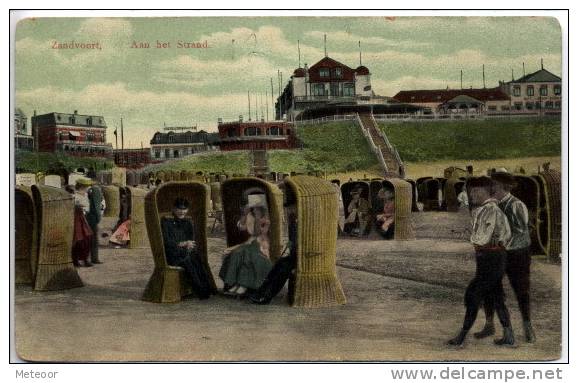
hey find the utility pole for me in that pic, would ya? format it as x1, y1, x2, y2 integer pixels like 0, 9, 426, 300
248, 91, 251, 121
482, 64, 486, 88
460, 70, 463, 89
121, 117, 124, 151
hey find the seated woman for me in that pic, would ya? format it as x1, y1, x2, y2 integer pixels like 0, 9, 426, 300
110, 189, 130, 247
344, 186, 370, 237
219, 194, 273, 297
375, 187, 395, 240
161, 198, 216, 300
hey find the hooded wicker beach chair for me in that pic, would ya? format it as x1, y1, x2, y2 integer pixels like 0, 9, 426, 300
421, 178, 441, 211
142, 181, 216, 303
511, 175, 542, 256
24, 185, 83, 290
416, 177, 433, 203
381, 178, 415, 240
221, 177, 283, 263
126, 170, 138, 187
125, 186, 149, 249
404, 179, 419, 212
15, 186, 38, 285
444, 178, 466, 212
284, 176, 346, 307
101, 185, 121, 218
533, 170, 561, 262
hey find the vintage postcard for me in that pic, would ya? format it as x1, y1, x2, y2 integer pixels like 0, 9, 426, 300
12, 13, 565, 363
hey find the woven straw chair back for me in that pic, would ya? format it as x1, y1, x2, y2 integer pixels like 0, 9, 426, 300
30, 185, 83, 290
421, 178, 441, 211
101, 185, 121, 217
221, 178, 283, 263
533, 170, 561, 262
444, 178, 466, 212
404, 179, 420, 212
284, 175, 346, 308
125, 186, 149, 249
15, 186, 38, 284
382, 178, 415, 240
511, 175, 542, 256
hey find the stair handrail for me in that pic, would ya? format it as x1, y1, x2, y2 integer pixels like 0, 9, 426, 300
371, 113, 405, 174
355, 113, 388, 174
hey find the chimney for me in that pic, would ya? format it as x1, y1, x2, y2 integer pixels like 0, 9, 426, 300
74, 110, 78, 115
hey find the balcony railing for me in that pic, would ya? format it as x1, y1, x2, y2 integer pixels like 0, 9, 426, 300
294, 95, 356, 102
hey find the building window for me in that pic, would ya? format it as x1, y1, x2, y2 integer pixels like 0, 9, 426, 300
87, 117, 93, 125
554, 85, 561, 95
540, 86, 548, 96
165, 149, 170, 158
526, 86, 534, 96
488, 105, 497, 111
513, 86, 521, 97
319, 68, 329, 78
333, 67, 342, 78
155, 150, 160, 158
343, 83, 355, 96
312, 83, 325, 96
245, 127, 260, 136
501, 105, 510, 111
173, 150, 179, 158
69, 116, 76, 124
525, 102, 534, 110
268, 126, 281, 135
514, 102, 523, 110
554, 101, 561, 109
545, 101, 553, 109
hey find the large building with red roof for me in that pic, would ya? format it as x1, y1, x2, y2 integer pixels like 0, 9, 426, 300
276, 56, 381, 121
393, 87, 511, 115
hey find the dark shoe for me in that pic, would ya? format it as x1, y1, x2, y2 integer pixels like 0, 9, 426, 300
83, 261, 94, 267
524, 321, 536, 343
73, 260, 81, 267
447, 330, 467, 347
91, 260, 103, 264
249, 294, 272, 305
474, 323, 495, 339
494, 327, 516, 347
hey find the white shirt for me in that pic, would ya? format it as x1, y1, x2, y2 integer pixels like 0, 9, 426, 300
470, 198, 511, 248
74, 192, 90, 215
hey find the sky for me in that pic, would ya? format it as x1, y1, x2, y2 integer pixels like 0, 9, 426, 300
15, 16, 562, 148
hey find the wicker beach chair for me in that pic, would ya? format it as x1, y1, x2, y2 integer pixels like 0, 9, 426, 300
533, 170, 561, 262
404, 179, 419, 212
125, 186, 149, 249
27, 185, 83, 290
421, 179, 441, 211
444, 178, 466, 212
142, 181, 216, 303
511, 175, 542, 256
382, 179, 415, 240
284, 176, 346, 307
126, 170, 137, 187
101, 185, 121, 218
221, 177, 284, 263
15, 186, 38, 285
416, 177, 433, 204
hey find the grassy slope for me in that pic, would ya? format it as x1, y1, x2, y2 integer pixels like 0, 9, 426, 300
15, 151, 114, 173
379, 118, 561, 162
144, 150, 251, 174
268, 121, 378, 173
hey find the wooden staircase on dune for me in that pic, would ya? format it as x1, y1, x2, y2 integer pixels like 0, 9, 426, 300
250, 150, 269, 176
357, 113, 405, 178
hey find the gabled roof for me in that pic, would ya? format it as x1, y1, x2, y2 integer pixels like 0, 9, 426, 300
393, 87, 510, 103
308, 56, 355, 82
444, 95, 484, 105
509, 68, 561, 83
150, 130, 219, 145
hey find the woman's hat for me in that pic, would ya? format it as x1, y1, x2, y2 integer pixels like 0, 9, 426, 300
75, 178, 93, 187
491, 170, 517, 186
246, 193, 267, 208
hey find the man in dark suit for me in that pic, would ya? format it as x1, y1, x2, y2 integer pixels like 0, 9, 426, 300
161, 198, 215, 300
86, 183, 105, 264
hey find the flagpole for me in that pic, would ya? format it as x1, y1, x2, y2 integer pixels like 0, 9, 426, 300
121, 118, 124, 151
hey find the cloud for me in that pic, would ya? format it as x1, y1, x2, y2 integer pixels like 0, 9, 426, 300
16, 83, 265, 147
304, 30, 431, 49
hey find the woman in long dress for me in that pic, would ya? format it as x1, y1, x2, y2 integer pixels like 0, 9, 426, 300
68, 180, 94, 267
219, 198, 272, 297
